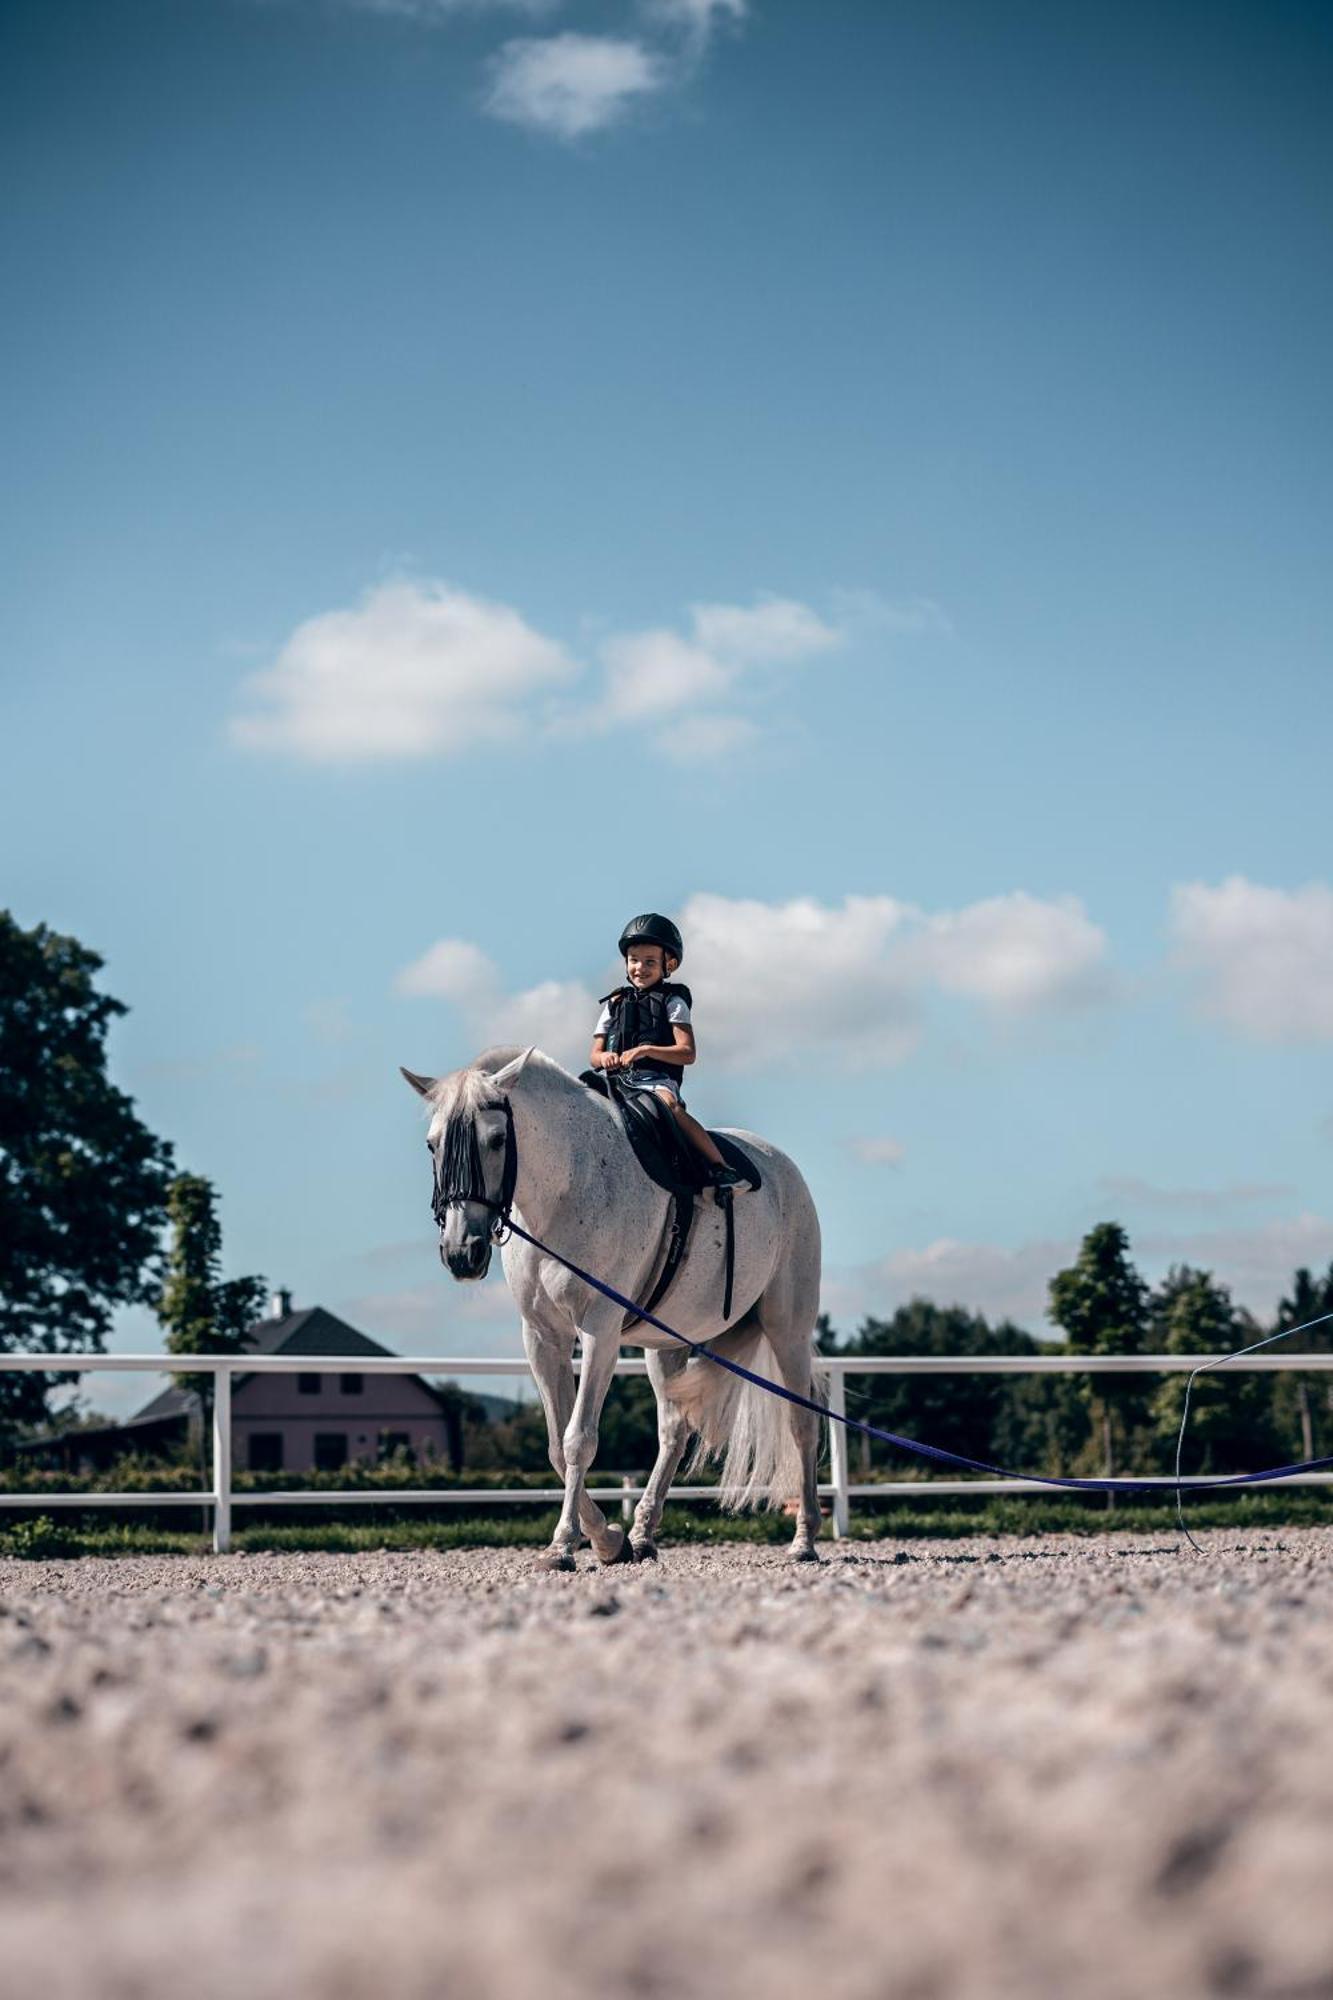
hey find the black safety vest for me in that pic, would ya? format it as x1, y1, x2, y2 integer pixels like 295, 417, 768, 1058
602, 981, 693, 1086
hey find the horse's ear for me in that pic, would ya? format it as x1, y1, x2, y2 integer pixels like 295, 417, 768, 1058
488, 1047, 535, 1091
400, 1067, 437, 1099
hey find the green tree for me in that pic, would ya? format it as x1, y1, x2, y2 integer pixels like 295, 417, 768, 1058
1048, 1223, 1150, 1487
1150, 1265, 1278, 1474
828, 1299, 1065, 1481
157, 1175, 265, 1475
0, 913, 174, 1437
1270, 1264, 1333, 1463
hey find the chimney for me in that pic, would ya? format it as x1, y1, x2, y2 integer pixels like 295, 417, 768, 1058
270, 1288, 293, 1321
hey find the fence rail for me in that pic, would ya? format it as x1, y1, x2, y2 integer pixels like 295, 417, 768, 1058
4, 1350, 1333, 1553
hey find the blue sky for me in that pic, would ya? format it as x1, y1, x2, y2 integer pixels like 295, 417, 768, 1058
3, 0, 1331, 1411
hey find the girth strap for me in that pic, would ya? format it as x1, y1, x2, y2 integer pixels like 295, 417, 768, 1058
621, 1189, 695, 1334
621, 1183, 739, 1334
716, 1185, 736, 1324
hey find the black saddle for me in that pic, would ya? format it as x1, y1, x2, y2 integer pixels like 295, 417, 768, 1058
579, 1072, 761, 1327
580, 1071, 761, 1199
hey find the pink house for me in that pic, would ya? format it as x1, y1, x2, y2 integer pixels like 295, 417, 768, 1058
224, 1298, 456, 1473
49, 1297, 458, 1475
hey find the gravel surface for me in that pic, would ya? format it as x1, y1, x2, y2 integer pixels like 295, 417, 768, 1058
3, 1529, 1332, 2000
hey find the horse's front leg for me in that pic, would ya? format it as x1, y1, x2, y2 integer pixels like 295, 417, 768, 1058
631, 1347, 692, 1560
550, 1318, 628, 1568
523, 1321, 625, 1571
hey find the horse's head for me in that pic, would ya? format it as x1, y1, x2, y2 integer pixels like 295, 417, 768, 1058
402, 1050, 530, 1280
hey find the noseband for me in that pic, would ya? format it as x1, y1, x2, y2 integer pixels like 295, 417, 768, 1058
431, 1096, 518, 1244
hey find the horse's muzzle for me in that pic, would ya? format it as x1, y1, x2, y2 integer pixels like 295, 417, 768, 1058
442, 1235, 492, 1281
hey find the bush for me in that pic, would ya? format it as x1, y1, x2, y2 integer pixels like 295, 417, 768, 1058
2, 1514, 76, 1558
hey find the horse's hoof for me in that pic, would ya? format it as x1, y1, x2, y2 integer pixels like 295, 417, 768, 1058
631, 1540, 658, 1563
541, 1551, 578, 1573
788, 1544, 820, 1564
591, 1526, 632, 1566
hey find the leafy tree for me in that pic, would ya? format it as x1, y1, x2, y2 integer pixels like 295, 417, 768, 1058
1270, 1264, 1333, 1462
430, 1382, 488, 1474
0, 913, 174, 1437
462, 1401, 554, 1474
990, 1368, 1091, 1481
1149, 1265, 1278, 1474
157, 1175, 265, 1475
1048, 1223, 1150, 1485
828, 1299, 1063, 1481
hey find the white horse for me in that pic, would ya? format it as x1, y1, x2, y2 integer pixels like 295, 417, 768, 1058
402, 1046, 825, 1568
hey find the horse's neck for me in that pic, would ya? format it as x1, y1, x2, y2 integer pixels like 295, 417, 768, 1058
509, 1062, 639, 1233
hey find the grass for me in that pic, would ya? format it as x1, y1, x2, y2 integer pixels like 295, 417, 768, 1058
2, 1491, 1329, 1558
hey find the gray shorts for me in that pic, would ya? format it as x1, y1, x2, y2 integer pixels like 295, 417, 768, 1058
618, 1073, 682, 1106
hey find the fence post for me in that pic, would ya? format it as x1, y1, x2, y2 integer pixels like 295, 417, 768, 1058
621, 1474, 634, 1524
827, 1366, 850, 1540
213, 1366, 232, 1555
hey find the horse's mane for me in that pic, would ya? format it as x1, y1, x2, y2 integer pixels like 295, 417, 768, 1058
430, 1046, 581, 1115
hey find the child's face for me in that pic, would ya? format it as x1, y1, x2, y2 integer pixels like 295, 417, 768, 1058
626, 944, 669, 988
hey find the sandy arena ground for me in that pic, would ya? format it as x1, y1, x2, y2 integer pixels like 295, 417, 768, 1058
3, 1529, 1333, 2000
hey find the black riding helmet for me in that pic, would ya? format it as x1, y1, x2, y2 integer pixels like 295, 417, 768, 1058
618, 912, 684, 967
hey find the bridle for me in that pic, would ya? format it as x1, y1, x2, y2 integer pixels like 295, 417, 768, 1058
430, 1096, 518, 1247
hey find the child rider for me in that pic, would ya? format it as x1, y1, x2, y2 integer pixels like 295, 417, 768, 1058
590, 913, 748, 1195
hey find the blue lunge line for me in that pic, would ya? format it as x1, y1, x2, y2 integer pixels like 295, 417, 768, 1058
504, 1217, 1333, 1501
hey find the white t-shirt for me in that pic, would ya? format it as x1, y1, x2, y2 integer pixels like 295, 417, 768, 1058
594, 991, 692, 1039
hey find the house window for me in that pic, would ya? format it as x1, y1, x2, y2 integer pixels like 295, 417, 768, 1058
380, 1431, 412, 1461
340, 1373, 364, 1395
297, 1373, 320, 1395
249, 1433, 284, 1473
314, 1433, 348, 1471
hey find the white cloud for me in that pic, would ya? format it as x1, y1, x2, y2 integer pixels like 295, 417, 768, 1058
820, 1233, 1067, 1338
869, 1235, 1070, 1329
601, 628, 732, 723
396, 939, 595, 1071
690, 596, 840, 664
682, 892, 920, 1069
823, 1211, 1333, 1340
642, 0, 746, 32
396, 888, 1114, 1080
230, 577, 577, 764
482, 0, 747, 139
827, 587, 953, 639
1097, 1174, 1296, 1216
1170, 876, 1333, 1043
1135, 1213, 1333, 1319
345, 0, 556, 15
594, 593, 842, 745
682, 889, 1111, 1066
655, 714, 759, 762
395, 939, 498, 1007
849, 1136, 907, 1168
483, 34, 670, 138
228, 580, 853, 765
913, 891, 1113, 1010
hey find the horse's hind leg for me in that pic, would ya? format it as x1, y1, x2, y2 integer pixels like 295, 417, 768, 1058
523, 1322, 625, 1569
631, 1347, 692, 1559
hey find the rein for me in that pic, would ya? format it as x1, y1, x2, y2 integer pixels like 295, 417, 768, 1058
428, 1091, 1333, 1516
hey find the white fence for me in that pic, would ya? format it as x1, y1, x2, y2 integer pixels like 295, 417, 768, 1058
3, 1350, 1333, 1553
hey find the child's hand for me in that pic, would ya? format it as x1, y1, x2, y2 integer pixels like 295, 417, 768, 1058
620, 1046, 644, 1067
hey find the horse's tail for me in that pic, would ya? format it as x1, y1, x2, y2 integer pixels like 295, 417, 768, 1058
666, 1318, 828, 1512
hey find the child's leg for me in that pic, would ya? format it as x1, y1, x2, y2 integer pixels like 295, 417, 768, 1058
655, 1088, 726, 1168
